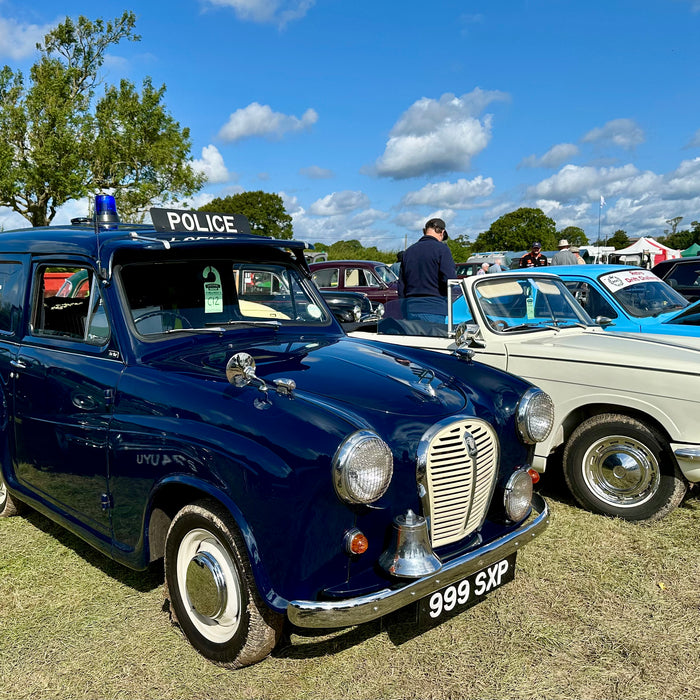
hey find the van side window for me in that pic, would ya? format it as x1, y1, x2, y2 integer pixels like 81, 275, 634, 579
0, 262, 24, 333
32, 266, 109, 344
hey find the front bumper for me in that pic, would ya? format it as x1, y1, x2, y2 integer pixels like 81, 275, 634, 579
287, 493, 550, 629
672, 443, 700, 482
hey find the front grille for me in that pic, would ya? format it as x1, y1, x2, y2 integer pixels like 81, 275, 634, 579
418, 418, 499, 548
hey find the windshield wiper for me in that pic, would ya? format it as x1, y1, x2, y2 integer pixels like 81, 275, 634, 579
203, 320, 282, 329
500, 322, 560, 333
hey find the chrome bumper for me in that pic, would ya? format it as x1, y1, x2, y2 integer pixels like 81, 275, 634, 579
287, 493, 550, 629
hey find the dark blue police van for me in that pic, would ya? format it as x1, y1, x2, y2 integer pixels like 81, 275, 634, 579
0, 196, 553, 667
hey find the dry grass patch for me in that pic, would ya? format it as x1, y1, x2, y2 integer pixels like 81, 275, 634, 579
1, 489, 698, 700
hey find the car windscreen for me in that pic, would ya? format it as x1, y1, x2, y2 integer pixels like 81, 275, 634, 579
117, 259, 330, 336
598, 269, 688, 318
473, 276, 593, 331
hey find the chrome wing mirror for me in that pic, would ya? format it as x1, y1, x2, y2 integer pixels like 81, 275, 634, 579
226, 352, 296, 401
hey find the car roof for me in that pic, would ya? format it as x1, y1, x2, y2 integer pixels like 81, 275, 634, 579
309, 259, 386, 267
0, 221, 309, 262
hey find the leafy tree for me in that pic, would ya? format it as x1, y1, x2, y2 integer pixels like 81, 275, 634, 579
558, 226, 589, 246
664, 216, 683, 236
471, 208, 557, 252
0, 12, 203, 226
199, 191, 293, 239
608, 229, 630, 249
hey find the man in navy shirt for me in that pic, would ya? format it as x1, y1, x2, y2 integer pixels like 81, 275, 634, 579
398, 218, 457, 323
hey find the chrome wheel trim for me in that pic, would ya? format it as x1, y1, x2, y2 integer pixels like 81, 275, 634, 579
581, 434, 660, 508
0, 477, 6, 506
176, 528, 242, 643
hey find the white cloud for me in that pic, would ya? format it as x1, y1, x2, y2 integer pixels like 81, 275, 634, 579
528, 163, 661, 202
200, 0, 315, 27
685, 128, 700, 148
0, 17, 54, 60
661, 157, 700, 199
309, 190, 370, 216
519, 143, 579, 169
581, 118, 645, 150
299, 165, 334, 179
191, 145, 232, 183
218, 102, 318, 142
402, 176, 494, 208
373, 89, 509, 179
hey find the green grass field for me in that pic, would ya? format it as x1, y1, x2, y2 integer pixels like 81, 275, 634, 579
1, 482, 698, 700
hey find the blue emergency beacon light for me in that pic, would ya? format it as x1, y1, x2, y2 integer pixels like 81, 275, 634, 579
95, 194, 119, 226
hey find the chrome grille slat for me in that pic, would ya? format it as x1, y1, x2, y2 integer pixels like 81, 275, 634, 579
419, 418, 500, 548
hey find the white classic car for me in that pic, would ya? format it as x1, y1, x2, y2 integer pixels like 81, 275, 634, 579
350, 271, 700, 522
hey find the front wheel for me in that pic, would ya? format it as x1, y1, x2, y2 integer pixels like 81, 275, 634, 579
563, 413, 687, 522
164, 500, 283, 668
0, 473, 23, 517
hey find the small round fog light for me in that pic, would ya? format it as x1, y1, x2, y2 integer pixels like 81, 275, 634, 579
344, 528, 369, 555
504, 469, 533, 522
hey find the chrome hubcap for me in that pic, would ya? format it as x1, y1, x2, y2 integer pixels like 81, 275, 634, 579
176, 527, 242, 643
0, 478, 6, 505
582, 435, 660, 507
186, 551, 227, 619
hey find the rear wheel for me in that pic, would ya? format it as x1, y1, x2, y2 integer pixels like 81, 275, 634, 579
563, 413, 687, 522
0, 473, 23, 517
164, 500, 283, 668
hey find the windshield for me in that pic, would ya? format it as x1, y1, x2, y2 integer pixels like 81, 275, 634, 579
473, 276, 593, 332
598, 269, 689, 318
117, 259, 331, 336
375, 265, 398, 284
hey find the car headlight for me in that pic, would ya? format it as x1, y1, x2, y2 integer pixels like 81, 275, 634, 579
504, 469, 533, 521
516, 388, 554, 444
375, 303, 385, 318
333, 430, 393, 504
352, 304, 362, 322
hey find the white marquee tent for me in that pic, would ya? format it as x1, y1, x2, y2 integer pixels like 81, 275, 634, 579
608, 237, 681, 267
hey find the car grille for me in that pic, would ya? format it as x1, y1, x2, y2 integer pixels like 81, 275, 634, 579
418, 418, 499, 549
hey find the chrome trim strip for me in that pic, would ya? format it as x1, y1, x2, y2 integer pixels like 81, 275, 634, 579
287, 493, 550, 629
674, 447, 700, 462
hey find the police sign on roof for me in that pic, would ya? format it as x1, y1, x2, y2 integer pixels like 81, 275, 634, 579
150, 208, 252, 236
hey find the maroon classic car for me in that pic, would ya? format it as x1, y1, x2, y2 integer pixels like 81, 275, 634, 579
309, 259, 399, 304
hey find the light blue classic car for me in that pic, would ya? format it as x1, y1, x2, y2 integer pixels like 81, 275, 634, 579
537, 264, 700, 337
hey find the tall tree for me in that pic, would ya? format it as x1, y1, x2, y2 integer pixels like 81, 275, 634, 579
472, 207, 557, 252
199, 191, 293, 239
0, 12, 203, 226
608, 229, 630, 249
558, 226, 589, 246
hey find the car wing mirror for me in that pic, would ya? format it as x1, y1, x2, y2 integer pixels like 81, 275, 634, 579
454, 322, 485, 349
595, 315, 614, 327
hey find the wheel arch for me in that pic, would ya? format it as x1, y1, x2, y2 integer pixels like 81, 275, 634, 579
558, 402, 675, 452
145, 477, 285, 612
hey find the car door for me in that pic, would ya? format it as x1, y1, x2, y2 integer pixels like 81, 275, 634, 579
343, 266, 394, 303
12, 263, 123, 542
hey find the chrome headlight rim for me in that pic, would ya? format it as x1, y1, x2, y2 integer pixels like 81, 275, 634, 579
332, 430, 394, 505
516, 388, 554, 444
352, 304, 362, 322
504, 468, 533, 522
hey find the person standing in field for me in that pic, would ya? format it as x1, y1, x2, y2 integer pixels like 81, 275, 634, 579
398, 218, 457, 323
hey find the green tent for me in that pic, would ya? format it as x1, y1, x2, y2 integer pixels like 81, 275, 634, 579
681, 242, 700, 257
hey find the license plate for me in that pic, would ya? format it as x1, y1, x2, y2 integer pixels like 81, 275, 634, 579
418, 553, 517, 627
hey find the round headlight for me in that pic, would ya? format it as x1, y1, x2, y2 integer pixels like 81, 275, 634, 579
516, 388, 554, 444
504, 469, 533, 522
352, 304, 362, 322
333, 431, 393, 504
375, 303, 385, 318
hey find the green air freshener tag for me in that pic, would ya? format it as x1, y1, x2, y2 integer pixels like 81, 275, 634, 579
203, 266, 223, 313
526, 296, 534, 319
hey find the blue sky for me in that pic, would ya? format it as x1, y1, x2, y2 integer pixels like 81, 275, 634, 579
1, 0, 700, 252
